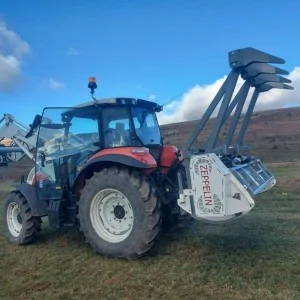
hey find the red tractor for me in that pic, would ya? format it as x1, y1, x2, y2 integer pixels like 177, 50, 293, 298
2, 47, 294, 259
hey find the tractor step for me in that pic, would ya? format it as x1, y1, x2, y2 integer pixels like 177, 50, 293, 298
230, 159, 276, 196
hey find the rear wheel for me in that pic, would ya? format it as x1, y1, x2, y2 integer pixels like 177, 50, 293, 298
78, 166, 162, 260
2, 191, 41, 245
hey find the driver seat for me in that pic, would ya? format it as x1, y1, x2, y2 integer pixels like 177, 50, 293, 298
115, 122, 129, 146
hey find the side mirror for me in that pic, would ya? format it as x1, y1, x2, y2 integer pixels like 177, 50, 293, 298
25, 114, 42, 139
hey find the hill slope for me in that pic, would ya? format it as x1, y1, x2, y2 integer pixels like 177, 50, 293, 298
160, 106, 300, 162
0, 105, 299, 182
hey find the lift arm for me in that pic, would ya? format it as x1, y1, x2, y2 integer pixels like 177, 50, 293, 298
0, 113, 62, 162
183, 47, 293, 157
0, 112, 90, 163
0, 114, 38, 161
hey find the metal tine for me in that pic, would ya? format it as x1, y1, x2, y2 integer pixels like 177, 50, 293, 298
241, 62, 290, 77
184, 47, 294, 155
229, 47, 285, 68
249, 73, 292, 86
257, 81, 294, 92
242, 66, 291, 81
239, 60, 293, 89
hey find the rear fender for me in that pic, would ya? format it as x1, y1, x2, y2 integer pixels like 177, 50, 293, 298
88, 147, 157, 167
11, 183, 48, 217
72, 150, 157, 196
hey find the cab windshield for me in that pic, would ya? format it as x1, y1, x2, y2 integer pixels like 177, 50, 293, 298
37, 107, 100, 160
132, 106, 162, 146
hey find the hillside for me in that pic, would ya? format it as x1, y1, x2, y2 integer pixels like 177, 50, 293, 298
0, 105, 299, 182
160, 106, 300, 162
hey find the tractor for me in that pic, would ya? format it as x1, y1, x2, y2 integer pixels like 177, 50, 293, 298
1, 47, 294, 259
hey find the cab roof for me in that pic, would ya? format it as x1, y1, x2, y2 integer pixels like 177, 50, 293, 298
73, 97, 160, 109
61, 97, 162, 118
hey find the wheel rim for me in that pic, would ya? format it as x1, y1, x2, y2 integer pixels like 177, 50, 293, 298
6, 202, 22, 237
90, 188, 134, 243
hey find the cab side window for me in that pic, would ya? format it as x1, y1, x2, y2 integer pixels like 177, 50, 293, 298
102, 107, 131, 148
69, 117, 99, 143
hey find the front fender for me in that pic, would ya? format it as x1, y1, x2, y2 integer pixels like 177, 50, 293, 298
12, 183, 48, 217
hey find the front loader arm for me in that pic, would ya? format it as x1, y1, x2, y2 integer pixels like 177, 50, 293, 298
0, 113, 57, 162
0, 114, 37, 161
177, 47, 294, 223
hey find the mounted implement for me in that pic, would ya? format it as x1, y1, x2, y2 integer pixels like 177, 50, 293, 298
178, 47, 294, 222
1, 47, 293, 259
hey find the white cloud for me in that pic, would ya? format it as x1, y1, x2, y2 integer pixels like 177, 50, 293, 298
49, 78, 65, 90
149, 94, 156, 102
67, 47, 81, 56
157, 67, 300, 125
0, 20, 30, 92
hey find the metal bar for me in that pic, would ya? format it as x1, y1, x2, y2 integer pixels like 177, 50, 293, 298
0, 147, 23, 153
236, 88, 260, 146
224, 84, 249, 121
182, 71, 232, 152
4, 114, 31, 131
12, 138, 35, 161
204, 71, 240, 153
224, 81, 251, 149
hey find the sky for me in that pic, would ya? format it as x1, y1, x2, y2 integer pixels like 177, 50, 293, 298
0, 0, 300, 126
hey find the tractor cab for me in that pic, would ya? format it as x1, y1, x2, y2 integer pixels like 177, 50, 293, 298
30, 96, 163, 201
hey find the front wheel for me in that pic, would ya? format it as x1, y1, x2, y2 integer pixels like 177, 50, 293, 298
78, 166, 162, 260
2, 191, 41, 245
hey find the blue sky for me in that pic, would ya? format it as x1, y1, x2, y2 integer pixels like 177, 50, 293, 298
0, 0, 299, 125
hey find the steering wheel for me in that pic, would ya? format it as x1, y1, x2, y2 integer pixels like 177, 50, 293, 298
104, 128, 114, 135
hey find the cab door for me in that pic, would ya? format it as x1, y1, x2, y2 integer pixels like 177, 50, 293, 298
34, 107, 100, 200
35, 107, 69, 200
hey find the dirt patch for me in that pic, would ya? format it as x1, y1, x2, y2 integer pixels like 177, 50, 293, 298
0, 163, 33, 181
276, 178, 300, 189
267, 161, 300, 167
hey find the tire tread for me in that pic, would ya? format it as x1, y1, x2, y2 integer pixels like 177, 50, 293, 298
79, 165, 162, 260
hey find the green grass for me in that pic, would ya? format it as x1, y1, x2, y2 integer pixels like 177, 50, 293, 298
1, 167, 300, 299
270, 165, 300, 181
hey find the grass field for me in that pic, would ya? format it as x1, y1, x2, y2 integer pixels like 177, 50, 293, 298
1, 166, 300, 300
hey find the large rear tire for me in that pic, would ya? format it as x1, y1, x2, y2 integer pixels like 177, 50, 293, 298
78, 166, 162, 260
2, 191, 41, 245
